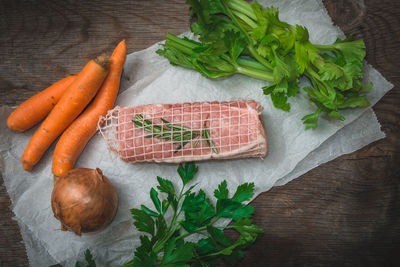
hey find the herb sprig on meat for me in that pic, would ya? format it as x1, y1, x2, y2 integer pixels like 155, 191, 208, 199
132, 114, 218, 153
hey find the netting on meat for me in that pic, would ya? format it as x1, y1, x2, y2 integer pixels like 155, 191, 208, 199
98, 106, 121, 154
98, 101, 267, 163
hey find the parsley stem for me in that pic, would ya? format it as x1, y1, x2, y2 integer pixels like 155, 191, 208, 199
175, 217, 220, 242
153, 183, 186, 254
175, 226, 206, 241
198, 250, 226, 259
153, 220, 181, 254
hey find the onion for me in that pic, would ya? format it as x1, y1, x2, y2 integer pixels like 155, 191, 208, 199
51, 168, 118, 236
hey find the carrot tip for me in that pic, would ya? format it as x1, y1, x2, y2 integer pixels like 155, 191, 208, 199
22, 161, 33, 171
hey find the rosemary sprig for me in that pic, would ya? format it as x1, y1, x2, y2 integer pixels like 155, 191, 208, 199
202, 121, 218, 154
132, 114, 218, 153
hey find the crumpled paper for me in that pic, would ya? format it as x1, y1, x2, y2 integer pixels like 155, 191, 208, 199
0, 0, 393, 266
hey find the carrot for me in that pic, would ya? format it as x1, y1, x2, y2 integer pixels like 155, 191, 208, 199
52, 41, 127, 177
21, 55, 109, 171
6, 75, 76, 132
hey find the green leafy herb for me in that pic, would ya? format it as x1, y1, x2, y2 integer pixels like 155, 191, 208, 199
123, 162, 263, 266
132, 114, 218, 153
75, 249, 96, 267
157, 0, 372, 129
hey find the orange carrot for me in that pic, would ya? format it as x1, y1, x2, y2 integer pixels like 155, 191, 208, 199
21, 55, 109, 171
52, 41, 127, 177
6, 75, 76, 132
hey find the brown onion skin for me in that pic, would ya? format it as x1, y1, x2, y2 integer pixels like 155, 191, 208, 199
51, 168, 118, 236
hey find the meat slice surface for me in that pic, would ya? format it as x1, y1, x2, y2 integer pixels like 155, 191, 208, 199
100, 100, 268, 163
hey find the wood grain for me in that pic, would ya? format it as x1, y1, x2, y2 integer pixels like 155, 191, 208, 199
0, 0, 399, 266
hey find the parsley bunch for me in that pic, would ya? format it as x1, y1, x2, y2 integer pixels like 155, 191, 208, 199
121, 162, 263, 266
157, 0, 372, 129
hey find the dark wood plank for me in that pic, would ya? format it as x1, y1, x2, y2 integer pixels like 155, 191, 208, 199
0, 0, 399, 266
0, 0, 190, 106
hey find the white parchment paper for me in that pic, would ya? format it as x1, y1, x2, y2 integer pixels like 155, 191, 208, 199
0, 0, 393, 266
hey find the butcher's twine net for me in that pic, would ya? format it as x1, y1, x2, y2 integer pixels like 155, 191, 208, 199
98, 101, 266, 162
98, 106, 121, 155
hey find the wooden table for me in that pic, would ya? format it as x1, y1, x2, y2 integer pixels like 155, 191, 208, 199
1, 0, 399, 266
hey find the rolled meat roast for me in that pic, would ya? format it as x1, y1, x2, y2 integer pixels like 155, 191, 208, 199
99, 100, 268, 163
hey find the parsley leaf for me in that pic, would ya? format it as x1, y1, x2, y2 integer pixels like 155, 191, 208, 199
132, 235, 157, 267
162, 238, 195, 266
230, 218, 264, 245
130, 209, 155, 236
232, 182, 255, 202
177, 162, 198, 185
150, 188, 162, 214
181, 190, 215, 232
217, 198, 255, 220
157, 176, 175, 195
214, 180, 229, 200
141, 204, 159, 217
